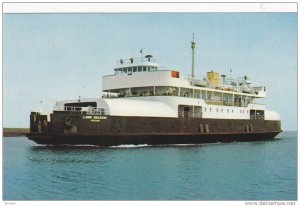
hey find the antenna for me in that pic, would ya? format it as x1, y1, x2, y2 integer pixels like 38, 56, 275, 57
140, 48, 143, 60
191, 33, 196, 78
145, 54, 153, 62
39, 100, 43, 113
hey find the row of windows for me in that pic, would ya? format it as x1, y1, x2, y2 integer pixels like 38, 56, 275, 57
115, 66, 157, 74
104, 86, 256, 107
204, 107, 249, 114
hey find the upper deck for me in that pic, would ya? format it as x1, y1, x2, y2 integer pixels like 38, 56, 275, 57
114, 55, 160, 75
102, 56, 266, 106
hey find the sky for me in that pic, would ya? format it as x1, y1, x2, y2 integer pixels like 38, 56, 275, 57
3, 12, 297, 130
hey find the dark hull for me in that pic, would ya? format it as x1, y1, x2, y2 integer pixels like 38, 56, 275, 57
27, 112, 281, 146
27, 131, 280, 146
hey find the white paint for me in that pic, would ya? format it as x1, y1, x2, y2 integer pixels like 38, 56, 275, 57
103, 98, 177, 118
102, 70, 190, 91
106, 96, 270, 120
53, 96, 280, 121
265, 110, 281, 121
54, 98, 110, 114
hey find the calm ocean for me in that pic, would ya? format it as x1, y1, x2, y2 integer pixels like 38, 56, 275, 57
3, 131, 297, 200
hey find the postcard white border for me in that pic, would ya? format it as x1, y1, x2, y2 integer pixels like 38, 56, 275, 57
3, 2, 298, 13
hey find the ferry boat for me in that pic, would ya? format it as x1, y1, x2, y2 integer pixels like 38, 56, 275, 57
26, 36, 282, 146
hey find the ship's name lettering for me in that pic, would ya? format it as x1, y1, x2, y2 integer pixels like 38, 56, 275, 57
93, 116, 107, 120
91, 119, 100, 122
83, 116, 107, 120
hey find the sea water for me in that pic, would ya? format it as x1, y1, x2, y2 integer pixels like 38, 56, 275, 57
3, 131, 297, 200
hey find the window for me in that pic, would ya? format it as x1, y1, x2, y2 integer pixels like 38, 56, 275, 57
180, 88, 193, 98
131, 87, 154, 97
204, 108, 207, 112
232, 109, 234, 113
128, 68, 132, 75
216, 108, 218, 112
133, 67, 137, 72
65, 102, 97, 111
194, 90, 201, 99
207, 91, 212, 100
210, 108, 212, 112
139, 67, 143, 72
155, 86, 177, 96
143, 67, 147, 72
221, 109, 223, 112
115, 69, 121, 74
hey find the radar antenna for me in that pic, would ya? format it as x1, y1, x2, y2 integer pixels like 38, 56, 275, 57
191, 33, 196, 78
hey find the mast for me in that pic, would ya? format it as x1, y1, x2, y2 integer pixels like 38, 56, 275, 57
191, 33, 196, 78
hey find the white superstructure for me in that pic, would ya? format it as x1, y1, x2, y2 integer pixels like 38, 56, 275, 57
75, 54, 275, 122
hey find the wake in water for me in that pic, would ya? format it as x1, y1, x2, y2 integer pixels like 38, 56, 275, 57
32, 142, 229, 149
109, 142, 224, 148
109, 144, 150, 148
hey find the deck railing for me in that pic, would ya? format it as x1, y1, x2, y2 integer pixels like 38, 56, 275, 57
205, 99, 250, 107
178, 111, 202, 118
